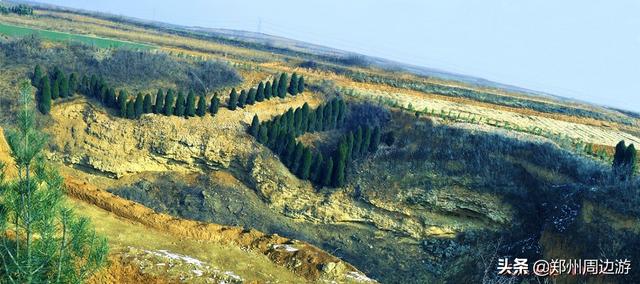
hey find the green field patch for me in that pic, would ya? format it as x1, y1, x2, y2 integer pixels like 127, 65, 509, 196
0, 22, 155, 49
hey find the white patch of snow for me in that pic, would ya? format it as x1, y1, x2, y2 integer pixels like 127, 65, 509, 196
346, 271, 375, 283
272, 244, 299, 252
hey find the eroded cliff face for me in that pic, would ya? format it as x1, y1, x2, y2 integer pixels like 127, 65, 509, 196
47, 98, 512, 242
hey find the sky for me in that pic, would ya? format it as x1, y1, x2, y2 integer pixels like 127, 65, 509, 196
37, 0, 640, 112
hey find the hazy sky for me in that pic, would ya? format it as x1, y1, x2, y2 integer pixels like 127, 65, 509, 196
37, 0, 640, 111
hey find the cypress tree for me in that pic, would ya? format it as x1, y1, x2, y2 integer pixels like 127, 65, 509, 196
256, 82, 265, 102
174, 91, 185, 116
337, 99, 346, 127
288, 73, 298, 95
210, 95, 220, 115
143, 94, 153, 114
265, 81, 272, 99
89, 74, 97, 97
311, 153, 323, 182
118, 90, 128, 117
363, 127, 372, 154
228, 88, 238, 110
331, 99, 340, 129
354, 127, 363, 156
278, 73, 288, 98
297, 75, 305, 94
99, 85, 108, 104
307, 111, 316, 132
196, 95, 207, 117
247, 88, 257, 105
347, 132, 354, 162
126, 100, 135, 119
154, 89, 164, 114
238, 90, 247, 108
300, 148, 312, 179
186, 90, 196, 117
613, 140, 627, 175
370, 126, 381, 152
249, 114, 260, 137
322, 157, 334, 187
80, 75, 89, 94
301, 102, 310, 133
51, 77, 60, 100
316, 105, 324, 131
283, 135, 296, 167
38, 76, 51, 114
164, 90, 175, 115
52, 66, 62, 82
68, 72, 78, 95
333, 140, 348, 187
323, 101, 333, 130
32, 64, 43, 87
59, 74, 69, 98
627, 144, 637, 175
258, 125, 268, 144
134, 93, 144, 118
291, 143, 304, 174
272, 78, 279, 98
294, 108, 302, 134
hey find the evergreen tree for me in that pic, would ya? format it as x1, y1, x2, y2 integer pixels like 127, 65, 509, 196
258, 125, 268, 144
316, 105, 324, 131
210, 95, 220, 115
1, 83, 108, 283
307, 111, 316, 132
370, 126, 381, 152
228, 88, 238, 110
301, 102, 310, 133
337, 99, 346, 127
299, 148, 312, 179
297, 75, 305, 94
143, 93, 153, 114
174, 91, 185, 116
354, 127, 363, 156
613, 140, 627, 177
278, 73, 288, 98
247, 88, 257, 105
283, 135, 297, 167
322, 157, 334, 187
59, 73, 69, 98
249, 114, 260, 137
291, 143, 304, 174
256, 82, 265, 102
32, 64, 43, 87
154, 89, 164, 114
164, 90, 175, 115
118, 90, 128, 117
265, 81, 272, 99
627, 144, 637, 175
51, 77, 60, 100
196, 95, 207, 117
333, 140, 348, 187
238, 90, 247, 108
323, 101, 333, 130
105, 88, 116, 108
347, 132, 354, 162
311, 153, 323, 182
272, 78, 279, 98
294, 108, 302, 134
68, 72, 78, 95
362, 127, 372, 154
134, 93, 144, 118
186, 90, 196, 117
288, 73, 298, 95
126, 100, 135, 119
38, 76, 51, 114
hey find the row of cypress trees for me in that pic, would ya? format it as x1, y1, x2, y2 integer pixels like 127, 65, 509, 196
228, 72, 305, 110
249, 97, 381, 187
32, 65, 221, 119
32, 65, 78, 114
613, 140, 637, 180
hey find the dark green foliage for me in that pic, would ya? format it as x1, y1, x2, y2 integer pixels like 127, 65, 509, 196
346, 132, 354, 162
228, 88, 238, 110
154, 89, 164, 114
628, 144, 637, 175
38, 76, 51, 114
164, 90, 175, 115
316, 105, 324, 132
237, 90, 246, 108
210, 95, 220, 115
291, 143, 304, 173
354, 127, 363, 156
99, 85, 108, 103
333, 140, 348, 187
32, 64, 43, 87
143, 93, 153, 114
613, 141, 627, 169
185, 90, 196, 117
272, 78, 279, 98
265, 81, 272, 99
288, 73, 298, 95
247, 88, 257, 105
301, 103, 310, 133
322, 157, 334, 186
134, 93, 144, 118
250, 115, 260, 137
311, 154, 323, 182
297, 75, 305, 93
51, 77, 60, 99
256, 82, 265, 102
118, 90, 128, 117
362, 127, 372, 155
196, 95, 207, 117
278, 73, 288, 98
258, 125, 268, 144
174, 91, 185, 116
370, 126, 381, 152
68, 72, 78, 95
59, 73, 69, 98
126, 100, 135, 119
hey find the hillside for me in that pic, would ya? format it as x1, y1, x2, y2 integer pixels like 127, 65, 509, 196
0, 4, 639, 284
